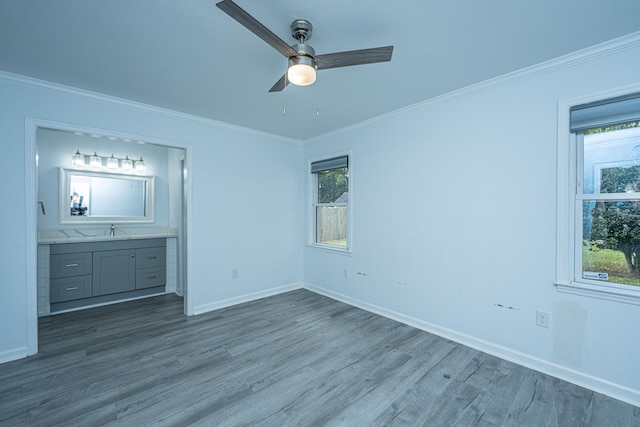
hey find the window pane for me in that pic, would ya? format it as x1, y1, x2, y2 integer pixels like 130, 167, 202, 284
583, 126, 640, 194
316, 206, 346, 246
582, 200, 640, 286
600, 165, 640, 194
318, 167, 348, 203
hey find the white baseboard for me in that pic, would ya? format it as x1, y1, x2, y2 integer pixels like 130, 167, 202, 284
193, 282, 303, 315
0, 347, 28, 364
303, 282, 640, 408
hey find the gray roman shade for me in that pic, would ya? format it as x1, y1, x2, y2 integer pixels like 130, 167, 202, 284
310, 155, 348, 173
570, 92, 640, 132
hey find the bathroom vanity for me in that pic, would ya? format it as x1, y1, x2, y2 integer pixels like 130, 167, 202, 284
38, 229, 177, 315
49, 238, 166, 312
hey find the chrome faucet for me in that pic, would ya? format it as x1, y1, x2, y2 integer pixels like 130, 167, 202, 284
110, 224, 115, 237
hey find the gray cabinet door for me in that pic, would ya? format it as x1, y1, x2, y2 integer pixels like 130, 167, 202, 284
93, 249, 136, 296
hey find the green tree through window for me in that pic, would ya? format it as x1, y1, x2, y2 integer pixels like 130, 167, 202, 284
318, 167, 348, 203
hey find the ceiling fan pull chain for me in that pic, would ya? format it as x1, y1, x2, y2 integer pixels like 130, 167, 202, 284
283, 64, 288, 116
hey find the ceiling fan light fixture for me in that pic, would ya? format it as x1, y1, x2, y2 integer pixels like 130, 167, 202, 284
288, 55, 316, 86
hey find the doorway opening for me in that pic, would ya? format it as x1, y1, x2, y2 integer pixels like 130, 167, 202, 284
26, 119, 192, 356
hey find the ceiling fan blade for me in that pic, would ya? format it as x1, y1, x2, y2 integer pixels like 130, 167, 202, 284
268, 73, 289, 92
216, 0, 298, 58
316, 46, 393, 70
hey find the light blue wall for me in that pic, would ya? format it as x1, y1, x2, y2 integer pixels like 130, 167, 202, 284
303, 43, 640, 403
0, 74, 303, 362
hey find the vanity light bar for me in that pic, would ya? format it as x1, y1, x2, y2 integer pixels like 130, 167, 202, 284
72, 150, 146, 172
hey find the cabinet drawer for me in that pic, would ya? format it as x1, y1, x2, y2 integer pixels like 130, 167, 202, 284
50, 253, 92, 278
136, 267, 166, 289
136, 247, 166, 268
50, 275, 92, 303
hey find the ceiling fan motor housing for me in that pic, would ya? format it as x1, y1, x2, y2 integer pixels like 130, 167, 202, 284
292, 43, 316, 60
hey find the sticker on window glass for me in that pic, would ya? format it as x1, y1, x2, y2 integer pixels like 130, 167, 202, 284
583, 271, 609, 280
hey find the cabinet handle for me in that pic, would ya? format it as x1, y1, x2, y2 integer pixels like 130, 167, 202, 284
147, 276, 157, 280
65, 287, 79, 291
65, 263, 79, 267
148, 256, 157, 260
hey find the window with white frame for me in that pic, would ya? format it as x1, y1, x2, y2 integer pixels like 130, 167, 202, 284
558, 91, 640, 302
310, 155, 349, 250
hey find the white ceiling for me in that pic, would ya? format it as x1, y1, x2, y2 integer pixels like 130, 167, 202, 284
1, 0, 640, 140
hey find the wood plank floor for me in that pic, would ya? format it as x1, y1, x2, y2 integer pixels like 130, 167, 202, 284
1, 289, 638, 426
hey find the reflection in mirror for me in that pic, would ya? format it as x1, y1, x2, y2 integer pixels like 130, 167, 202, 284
60, 168, 155, 224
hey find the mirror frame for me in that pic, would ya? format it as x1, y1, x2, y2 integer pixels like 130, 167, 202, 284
59, 168, 155, 224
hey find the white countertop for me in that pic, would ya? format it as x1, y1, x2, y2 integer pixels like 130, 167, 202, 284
38, 227, 178, 244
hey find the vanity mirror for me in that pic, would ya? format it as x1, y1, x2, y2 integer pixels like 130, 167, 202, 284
60, 168, 155, 224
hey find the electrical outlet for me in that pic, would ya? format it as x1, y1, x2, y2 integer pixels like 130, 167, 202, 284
536, 310, 550, 328
232, 269, 239, 280
344, 269, 349, 278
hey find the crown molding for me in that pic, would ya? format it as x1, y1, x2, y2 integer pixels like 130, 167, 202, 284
0, 70, 304, 147
306, 31, 640, 145
2, 30, 639, 147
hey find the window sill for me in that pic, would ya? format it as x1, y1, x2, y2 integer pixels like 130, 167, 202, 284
307, 243, 352, 256
555, 280, 640, 306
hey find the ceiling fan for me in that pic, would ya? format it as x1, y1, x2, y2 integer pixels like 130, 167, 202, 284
216, 0, 394, 92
